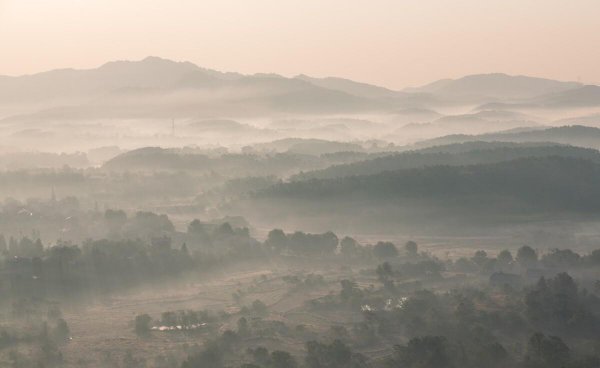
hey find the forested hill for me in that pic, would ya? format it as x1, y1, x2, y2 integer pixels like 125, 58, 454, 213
416, 125, 600, 149
292, 143, 600, 181
262, 156, 600, 212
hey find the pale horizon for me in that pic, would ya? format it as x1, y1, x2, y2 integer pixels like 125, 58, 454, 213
1, 0, 599, 89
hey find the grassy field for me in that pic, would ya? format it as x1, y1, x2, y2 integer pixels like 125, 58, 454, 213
55, 265, 367, 367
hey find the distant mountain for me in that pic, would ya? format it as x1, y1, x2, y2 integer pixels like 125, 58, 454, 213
555, 113, 600, 126
535, 85, 600, 108
269, 118, 383, 131
0, 57, 208, 103
476, 85, 600, 110
294, 74, 402, 99
227, 75, 379, 113
186, 119, 260, 133
250, 138, 364, 155
430, 110, 539, 131
405, 73, 581, 101
2, 58, 596, 124
391, 109, 540, 140
184, 119, 277, 139
390, 108, 443, 124
415, 125, 600, 149
470, 110, 535, 121
292, 142, 599, 181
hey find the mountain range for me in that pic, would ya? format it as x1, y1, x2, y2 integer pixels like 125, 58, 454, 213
1, 57, 598, 119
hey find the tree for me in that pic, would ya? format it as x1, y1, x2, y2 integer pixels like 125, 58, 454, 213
588, 249, 600, 266
134, 314, 152, 336
53, 318, 70, 343
318, 231, 339, 255
471, 250, 488, 268
0, 234, 7, 253
265, 229, 288, 253
271, 350, 297, 368
248, 346, 270, 366
517, 245, 537, 268
237, 317, 250, 337
524, 273, 594, 335
389, 336, 452, 368
373, 242, 398, 259
541, 249, 581, 269
181, 343, 224, 368
181, 243, 189, 256
123, 350, 145, 368
405, 241, 418, 257
340, 280, 362, 303
376, 262, 394, 283
288, 231, 339, 256
187, 219, 207, 235
305, 340, 365, 368
497, 250, 513, 266
161, 311, 178, 327
105, 209, 127, 236
251, 300, 268, 316
128, 211, 175, 238
340, 237, 359, 257
214, 222, 235, 237
476, 342, 509, 368
220, 330, 239, 350
524, 333, 570, 368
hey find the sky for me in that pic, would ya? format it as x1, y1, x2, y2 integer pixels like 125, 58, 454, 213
1, 0, 599, 89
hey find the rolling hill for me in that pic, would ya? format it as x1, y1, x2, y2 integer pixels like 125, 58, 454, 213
414, 125, 600, 149
262, 156, 600, 212
291, 143, 600, 181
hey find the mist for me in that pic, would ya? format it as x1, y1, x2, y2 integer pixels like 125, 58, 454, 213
2, 2, 600, 367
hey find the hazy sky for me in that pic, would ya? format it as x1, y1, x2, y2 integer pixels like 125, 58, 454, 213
1, 0, 599, 89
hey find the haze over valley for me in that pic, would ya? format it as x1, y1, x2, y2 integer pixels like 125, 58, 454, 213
2, 1, 600, 367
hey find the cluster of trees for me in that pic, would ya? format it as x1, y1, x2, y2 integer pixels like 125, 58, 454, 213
0, 236, 194, 300
142, 268, 600, 368
525, 273, 600, 337
295, 257, 600, 368
451, 245, 600, 275
186, 219, 260, 254
282, 273, 326, 292
386, 332, 585, 368
0, 198, 180, 245
264, 229, 339, 256
4, 207, 600, 309
366, 244, 600, 291
0, 168, 199, 205
360, 271, 600, 368
181, 328, 367, 368
265, 229, 420, 260
0, 305, 70, 368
